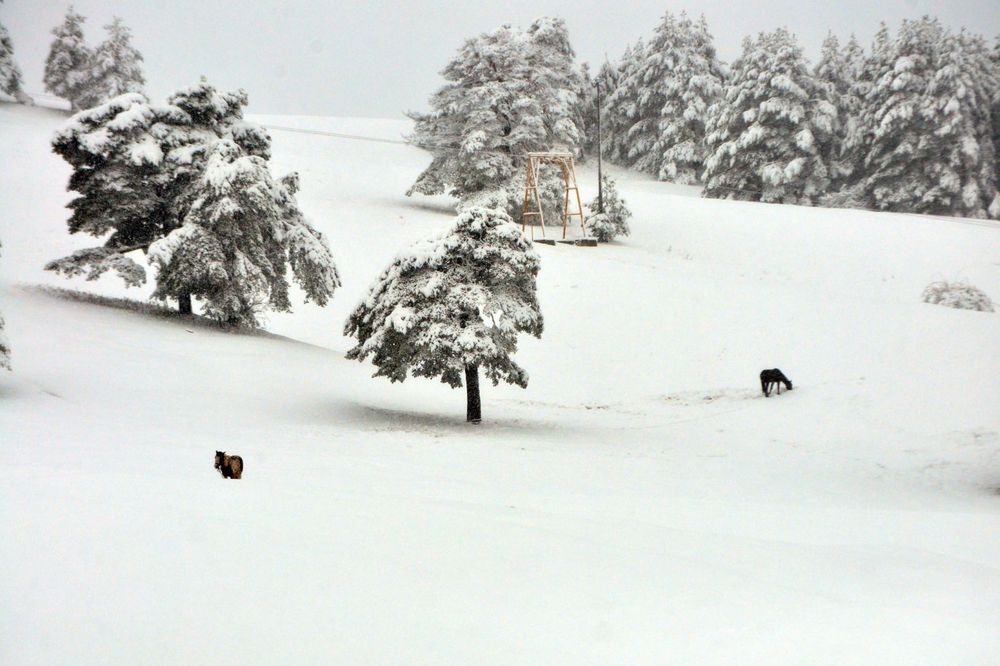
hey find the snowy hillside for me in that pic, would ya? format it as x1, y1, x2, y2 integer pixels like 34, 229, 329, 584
1, 102, 999, 665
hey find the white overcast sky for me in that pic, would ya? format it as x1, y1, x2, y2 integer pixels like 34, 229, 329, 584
3, 0, 999, 118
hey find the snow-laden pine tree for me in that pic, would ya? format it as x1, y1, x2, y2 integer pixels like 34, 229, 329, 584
48, 80, 339, 323
44, 6, 92, 111
649, 14, 725, 183
845, 24, 893, 187
602, 40, 646, 167
0, 15, 31, 104
859, 18, 999, 218
345, 207, 543, 423
525, 17, 582, 151
831, 34, 867, 189
574, 61, 596, 158
625, 13, 687, 173
148, 141, 339, 326
584, 175, 632, 242
993, 36, 1000, 188
407, 18, 581, 212
936, 31, 1000, 219
814, 33, 859, 189
79, 17, 145, 110
0, 239, 9, 371
703, 29, 834, 203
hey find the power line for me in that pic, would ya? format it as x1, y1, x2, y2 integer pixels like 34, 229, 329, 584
262, 124, 408, 145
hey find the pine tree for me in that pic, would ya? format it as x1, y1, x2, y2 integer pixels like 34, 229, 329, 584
602, 39, 646, 167
0, 16, 31, 104
859, 18, 999, 218
814, 33, 858, 188
407, 19, 581, 206
345, 207, 543, 423
48, 80, 339, 323
0, 239, 9, 371
574, 61, 596, 158
525, 17, 582, 151
650, 14, 725, 183
584, 175, 632, 242
148, 142, 339, 326
846, 24, 892, 187
44, 6, 92, 111
990, 36, 1000, 201
626, 13, 686, 174
79, 16, 145, 109
703, 29, 832, 203
934, 30, 1000, 218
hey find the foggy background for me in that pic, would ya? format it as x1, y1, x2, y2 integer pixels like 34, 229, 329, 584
3, 0, 999, 118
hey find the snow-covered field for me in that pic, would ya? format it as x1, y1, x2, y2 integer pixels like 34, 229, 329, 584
1, 102, 999, 664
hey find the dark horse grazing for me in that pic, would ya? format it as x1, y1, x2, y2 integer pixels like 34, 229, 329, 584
760, 369, 793, 397
215, 451, 244, 479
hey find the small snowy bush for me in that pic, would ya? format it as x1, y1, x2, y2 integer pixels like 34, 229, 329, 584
584, 175, 631, 242
922, 281, 994, 312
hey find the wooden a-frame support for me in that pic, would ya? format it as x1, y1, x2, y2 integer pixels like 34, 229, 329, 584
520, 152, 586, 240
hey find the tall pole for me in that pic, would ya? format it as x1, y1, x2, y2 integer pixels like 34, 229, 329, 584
595, 79, 603, 214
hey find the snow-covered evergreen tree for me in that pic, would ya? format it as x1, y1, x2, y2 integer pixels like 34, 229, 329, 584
584, 175, 632, 242
0, 239, 9, 371
148, 141, 339, 327
993, 36, 1000, 189
345, 207, 543, 423
859, 18, 999, 218
574, 61, 597, 158
814, 33, 859, 188
407, 19, 581, 205
599, 14, 723, 182
48, 80, 339, 323
79, 16, 145, 109
44, 6, 92, 111
845, 24, 893, 187
602, 40, 645, 166
625, 13, 687, 173
703, 29, 833, 203
650, 13, 725, 183
943, 30, 1000, 218
0, 15, 31, 104
525, 17, 582, 150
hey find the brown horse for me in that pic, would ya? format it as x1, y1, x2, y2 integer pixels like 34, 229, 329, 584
214, 451, 244, 479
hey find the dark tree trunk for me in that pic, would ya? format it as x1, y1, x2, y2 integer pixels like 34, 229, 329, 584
178, 292, 192, 315
465, 364, 482, 423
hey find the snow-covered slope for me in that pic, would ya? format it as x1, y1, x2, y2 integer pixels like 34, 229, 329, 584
1, 102, 999, 665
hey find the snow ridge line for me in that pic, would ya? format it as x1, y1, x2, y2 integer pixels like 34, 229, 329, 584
263, 124, 408, 145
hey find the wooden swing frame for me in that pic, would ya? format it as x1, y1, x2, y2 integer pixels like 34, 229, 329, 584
519, 152, 586, 240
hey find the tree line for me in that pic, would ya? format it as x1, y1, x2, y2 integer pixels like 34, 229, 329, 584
407, 13, 1000, 220
0, 5, 145, 110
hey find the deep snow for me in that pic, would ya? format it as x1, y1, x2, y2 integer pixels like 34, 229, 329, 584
1, 102, 999, 665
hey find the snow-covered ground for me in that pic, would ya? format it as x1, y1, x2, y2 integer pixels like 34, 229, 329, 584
1, 102, 999, 665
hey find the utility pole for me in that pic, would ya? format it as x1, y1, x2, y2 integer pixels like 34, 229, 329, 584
595, 78, 604, 214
